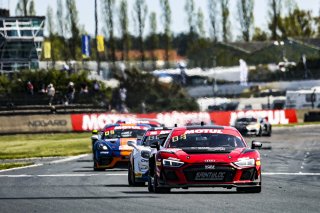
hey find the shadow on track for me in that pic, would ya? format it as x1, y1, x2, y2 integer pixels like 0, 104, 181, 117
122, 190, 239, 194
73, 168, 128, 172
104, 184, 130, 188
0, 196, 156, 200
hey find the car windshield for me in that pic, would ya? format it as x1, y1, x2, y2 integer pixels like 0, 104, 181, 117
236, 117, 257, 123
142, 133, 169, 146
104, 129, 146, 139
167, 133, 245, 148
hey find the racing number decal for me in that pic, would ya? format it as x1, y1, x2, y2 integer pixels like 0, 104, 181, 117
105, 130, 115, 136
172, 134, 186, 142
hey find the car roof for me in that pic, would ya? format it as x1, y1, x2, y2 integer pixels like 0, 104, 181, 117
103, 123, 151, 129
172, 125, 226, 131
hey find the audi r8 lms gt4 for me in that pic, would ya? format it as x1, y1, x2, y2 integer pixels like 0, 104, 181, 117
148, 125, 262, 193
92, 123, 150, 171
127, 127, 172, 186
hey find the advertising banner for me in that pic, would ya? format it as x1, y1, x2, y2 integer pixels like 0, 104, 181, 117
0, 115, 73, 134
97, 35, 105, 52
44, 41, 51, 59
81, 35, 91, 58
70, 109, 298, 132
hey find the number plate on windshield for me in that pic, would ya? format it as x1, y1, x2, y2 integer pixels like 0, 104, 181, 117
195, 171, 225, 181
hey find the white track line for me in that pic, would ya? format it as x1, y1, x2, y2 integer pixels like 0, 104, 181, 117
0, 154, 89, 173
0, 172, 320, 178
0, 173, 127, 177
0, 164, 43, 173
263, 172, 320, 176
49, 154, 89, 164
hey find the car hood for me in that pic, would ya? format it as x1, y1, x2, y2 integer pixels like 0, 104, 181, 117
161, 147, 247, 163
102, 138, 135, 151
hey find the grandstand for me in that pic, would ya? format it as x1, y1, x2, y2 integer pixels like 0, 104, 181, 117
0, 9, 45, 72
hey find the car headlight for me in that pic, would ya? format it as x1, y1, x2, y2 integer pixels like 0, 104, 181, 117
98, 143, 108, 151
141, 150, 150, 159
234, 158, 255, 167
162, 158, 184, 167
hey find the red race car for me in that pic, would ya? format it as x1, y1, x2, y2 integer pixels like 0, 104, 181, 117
148, 125, 262, 193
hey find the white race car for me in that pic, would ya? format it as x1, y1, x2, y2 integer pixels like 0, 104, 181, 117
127, 127, 172, 186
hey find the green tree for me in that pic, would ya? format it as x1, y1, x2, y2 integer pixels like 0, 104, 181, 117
279, 8, 315, 38
133, 0, 148, 66
197, 7, 205, 37
208, 0, 219, 42
102, 0, 116, 64
56, 0, 69, 61
160, 0, 172, 68
252, 27, 268, 41
119, 0, 131, 61
15, 0, 35, 16
66, 0, 81, 60
46, 6, 55, 64
185, 0, 196, 35
149, 12, 159, 68
220, 0, 231, 42
237, 0, 254, 42
94, 0, 101, 74
117, 67, 198, 112
268, 0, 282, 40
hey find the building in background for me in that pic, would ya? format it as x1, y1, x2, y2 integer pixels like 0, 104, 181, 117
0, 9, 45, 73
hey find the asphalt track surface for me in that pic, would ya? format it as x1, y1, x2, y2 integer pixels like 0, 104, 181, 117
0, 126, 320, 213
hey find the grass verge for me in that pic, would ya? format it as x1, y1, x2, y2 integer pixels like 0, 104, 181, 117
0, 132, 91, 159
0, 162, 33, 170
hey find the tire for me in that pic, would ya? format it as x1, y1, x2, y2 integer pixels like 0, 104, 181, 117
257, 127, 262, 137
266, 126, 272, 137
128, 163, 134, 186
93, 161, 105, 171
237, 186, 261, 193
128, 162, 144, 186
153, 171, 171, 193
148, 177, 154, 192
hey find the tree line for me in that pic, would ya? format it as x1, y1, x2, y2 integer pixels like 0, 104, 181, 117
15, 0, 320, 65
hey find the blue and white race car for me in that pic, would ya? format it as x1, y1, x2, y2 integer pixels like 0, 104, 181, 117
127, 127, 172, 186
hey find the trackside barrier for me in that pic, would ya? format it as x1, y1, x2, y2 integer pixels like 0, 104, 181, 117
0, 109, 298, 134
71, 109, 298, 132
0, 115, 73, 134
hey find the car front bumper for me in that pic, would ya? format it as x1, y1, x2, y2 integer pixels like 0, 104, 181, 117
156, 163, 261, 189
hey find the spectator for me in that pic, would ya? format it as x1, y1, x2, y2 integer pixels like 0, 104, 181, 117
39, 83, 47, 94
27, 81, 34, 95
47, 83, 55, 106
93, 80, 100, 93
119, 86, 127, 113
80, 84, 89, 95
66, 81, 75, 104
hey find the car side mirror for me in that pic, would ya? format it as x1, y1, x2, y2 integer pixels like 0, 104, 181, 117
127, 140, 138, 149
150, 140, 161, 150
251, 141, 262, 149
91, 135, 99, 141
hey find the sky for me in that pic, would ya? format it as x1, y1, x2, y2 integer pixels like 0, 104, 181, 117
2, 0, 320, 40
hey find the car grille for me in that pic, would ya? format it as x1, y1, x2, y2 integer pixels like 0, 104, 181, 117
240, 168, 255, 180
183, 164, 236, 182
98, 157, 113, 165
